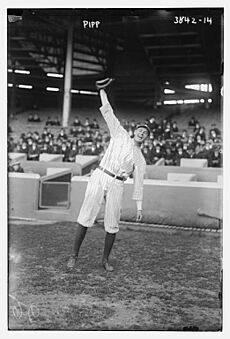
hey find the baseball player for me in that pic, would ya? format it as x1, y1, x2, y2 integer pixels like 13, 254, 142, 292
67, 78, 150, 272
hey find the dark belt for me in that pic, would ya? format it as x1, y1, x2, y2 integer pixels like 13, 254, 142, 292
98, 166, 124, 181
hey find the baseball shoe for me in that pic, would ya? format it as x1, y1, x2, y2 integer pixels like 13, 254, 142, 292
66, 255, 78, 271
102, 259, 114, 272
96, 78, 114, 91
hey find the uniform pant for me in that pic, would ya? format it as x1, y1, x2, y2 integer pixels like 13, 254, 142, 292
77, 168, 124, 233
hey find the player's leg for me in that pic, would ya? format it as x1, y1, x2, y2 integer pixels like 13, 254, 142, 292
67, 170, 104, 269
67, 223, 88, 270
102, 181, 124, 271
102, 232, 116, 272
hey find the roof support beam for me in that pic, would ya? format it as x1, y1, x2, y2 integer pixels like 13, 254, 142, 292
156, 63, 205, 68
147, 44, 201, 50
151, 54, 203, 59
140, 32, 198, 38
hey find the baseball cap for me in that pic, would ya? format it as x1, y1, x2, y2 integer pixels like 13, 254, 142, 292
135, 124, 151, 136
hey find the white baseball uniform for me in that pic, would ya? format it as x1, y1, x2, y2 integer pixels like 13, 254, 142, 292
77, 102, 146, 233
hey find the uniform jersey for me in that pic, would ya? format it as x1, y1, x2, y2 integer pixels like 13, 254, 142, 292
100, 102, 146, 201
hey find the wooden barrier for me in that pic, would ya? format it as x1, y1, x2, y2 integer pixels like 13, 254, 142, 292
9, 152, 27, 162
180, 158, 208, 167
145, 165, 222, 182
167, 173, 197, 182
39, 153, 64, 162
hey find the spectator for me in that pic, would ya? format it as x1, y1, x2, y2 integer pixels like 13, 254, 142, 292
27, 142, 40, 161
68, 143, 78, 162
84, 144, 99, 156
75, 126, 85, 137
128, 127, 134, 138
161, 118, 168, 130
193, 145, 203, 159
46, 128, 54, 139
156, 124, 163, 138
27, 138, 33, 149
193, 122, 200, 134
95, 141, 104, 155
32, 131, 40, 142
84, 132, 93, 143
209, 149, 222, 167
195, 134, 206, 147
182, 144, 190, 158
53, 116, 61, 126
123, 120, 130, 131
26, 132, 33, 141
102, 131, 110, 144
8, 137, 16, 152
21, 141, 29, 154
33, 113, 41, 122
73, 116, 81, 127
148, 116, 158, 131
8, 160, 24, 173
77, 140, 84, 154
43, 135, 50, 144
48, 140, 55, 153
209, 128, 221, 143
188, 116, 199, 127
164, 147, 174, 166
40, 143, 49, 154
46, 116, 53, 126
61, 143, 69, 162
52, 144, 59, 154
91, 119, 99, 129
174, 147, 188, 166
56, 139, 63, 153
210, 124, 221, 137
181, 129, 188, 143
42, 127, 48, 139
163, 122, 172, 139
28, 114, 33, 122
151, 144, 164, 164
195, 126, 206, 142
93, 130, 102, 143
172, 121, 179, 133
70, 126, 77, 136
84, 117, 90, 128
58, 128, 68, 140
130, 120, 136, 133
149, 132, 154, 141
187, 144, 195, 159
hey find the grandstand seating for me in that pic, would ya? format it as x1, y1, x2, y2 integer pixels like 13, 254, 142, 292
8, 106, 222, 142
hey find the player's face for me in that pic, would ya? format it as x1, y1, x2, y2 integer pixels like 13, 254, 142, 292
134, 127, 149, 143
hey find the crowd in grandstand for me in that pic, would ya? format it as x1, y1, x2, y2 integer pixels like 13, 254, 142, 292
8, 113, 222, 169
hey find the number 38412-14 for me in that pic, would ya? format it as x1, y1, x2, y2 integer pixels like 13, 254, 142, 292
174, 16, 212, 25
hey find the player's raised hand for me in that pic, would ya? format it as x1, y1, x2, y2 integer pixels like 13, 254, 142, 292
136, 210, 142, 222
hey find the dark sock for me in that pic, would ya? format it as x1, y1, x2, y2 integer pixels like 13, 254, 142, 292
72, 223, 88, 257
103, 232, 116, 262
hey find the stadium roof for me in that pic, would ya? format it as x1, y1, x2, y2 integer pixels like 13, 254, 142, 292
7, 8, 223, 105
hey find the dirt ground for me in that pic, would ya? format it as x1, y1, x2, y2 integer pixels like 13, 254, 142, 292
8, 221, 222, 331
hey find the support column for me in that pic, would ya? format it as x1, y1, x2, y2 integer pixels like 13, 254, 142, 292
9, 60, 16, 117
62, 15, 74, 128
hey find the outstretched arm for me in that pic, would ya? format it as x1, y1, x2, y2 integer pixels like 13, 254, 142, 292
99, 89, 124, 138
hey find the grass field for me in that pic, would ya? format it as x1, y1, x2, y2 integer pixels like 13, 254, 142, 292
9, 221, 222, 331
